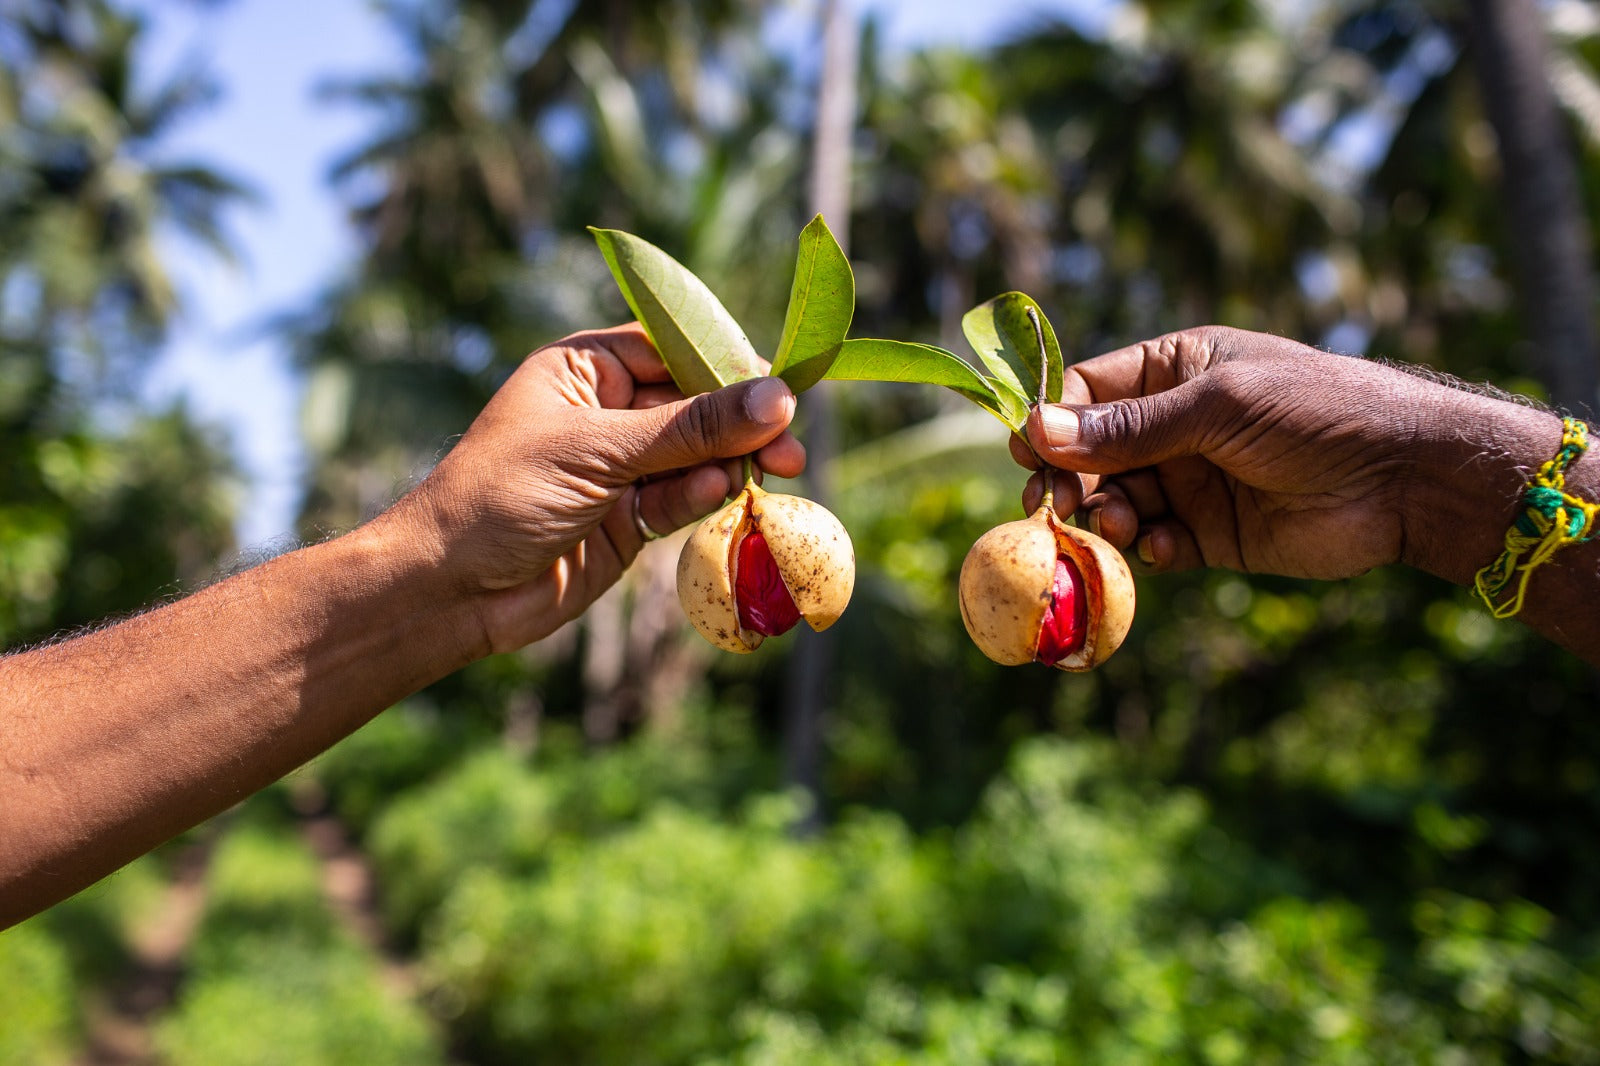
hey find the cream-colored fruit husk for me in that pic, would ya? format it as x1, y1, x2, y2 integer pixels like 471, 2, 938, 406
676, 492, 761, 653
748, 485, 855, 632
957, 510, 1058, 665
958, 507, 1136, 671
675, 483, 858, 653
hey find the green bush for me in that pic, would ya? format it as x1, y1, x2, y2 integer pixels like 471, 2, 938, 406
157, 818, 444, 1066
423, 803, 819, 1064
0, 852, 173, 1066
0, 922, 77, 1065
1415, 894, 1600, 1063
157, 952, 442, 1066
367, 717, 767, 937
182, 818, 338, 979
408, 737, 1600, 1064
308, 701, 470, 834
367, 749, 560, 934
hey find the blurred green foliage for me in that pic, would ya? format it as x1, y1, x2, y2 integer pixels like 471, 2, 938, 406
355, 730, 1600, 1063
0, 2, 241, 1058
156, 812, 444, 1066
6, 0, 1600, 1063
0, 0, 240, 648
0, 923, 76, 1065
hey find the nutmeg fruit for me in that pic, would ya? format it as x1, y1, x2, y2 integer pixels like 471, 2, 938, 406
677, 482, 855, 653
958, 506, 1135, 670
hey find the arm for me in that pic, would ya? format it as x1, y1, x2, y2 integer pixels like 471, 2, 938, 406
0, 324, 803, 926
1014, 326, 1600, 662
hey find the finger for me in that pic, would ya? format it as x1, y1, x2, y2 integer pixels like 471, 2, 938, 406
582, 322, 777, 391
1064, 327, 1223, 405
1080, 485, 1140, 550
596, 501, 639, 569
1027, 374, 1226, 476
516, 325, 669, 413
637, 466, 736, 534
754, 433, 806, 480
1014, 428, 1102, 500
579, 322, 675, 385
637, 455, 743, 493
595, 377, 796, 481
631, 384, 685, 411
1103, 469, 1167, 519
720, 457, 747, 493
1021, 467, 1085, 518
1009, 432, 1036, 470
1066, 340, 1166, 405
1132, 519, 1205, 574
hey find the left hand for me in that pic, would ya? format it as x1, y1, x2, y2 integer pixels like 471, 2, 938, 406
397, 323, 806, 652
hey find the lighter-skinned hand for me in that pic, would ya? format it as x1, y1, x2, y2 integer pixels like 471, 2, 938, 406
397, 323, 805, 652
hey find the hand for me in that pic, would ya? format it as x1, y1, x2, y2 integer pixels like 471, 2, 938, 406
395, 323, 805, 652
1012, 326, 1554, 583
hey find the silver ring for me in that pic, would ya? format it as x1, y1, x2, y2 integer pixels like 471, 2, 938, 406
632, 486, 664, 542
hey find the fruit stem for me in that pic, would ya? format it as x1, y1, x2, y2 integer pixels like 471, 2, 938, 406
1024, 306, 1055, 496
742, 453, 755, 487
1026, 306, 1048, 407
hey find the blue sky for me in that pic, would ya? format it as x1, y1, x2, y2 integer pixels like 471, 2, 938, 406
130, 0, 1116, 547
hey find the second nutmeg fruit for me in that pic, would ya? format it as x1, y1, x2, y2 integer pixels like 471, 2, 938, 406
677, 482, 855, 653
958, 505, 1136, 671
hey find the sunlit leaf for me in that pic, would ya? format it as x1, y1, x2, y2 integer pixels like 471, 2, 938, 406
771, 211, 857, 390
961, 292, 1063, 404
771, 215, 854, 393
589, 227, 765, 396
824, 338, 1024, 430
986, 374, 1032, 429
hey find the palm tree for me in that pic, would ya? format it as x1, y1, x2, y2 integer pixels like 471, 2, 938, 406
2, 0, 250, 367
0, 0, 242, 645
852, 45, 1057, 348
297, 0, 802, 533
1465, 0, 1597, 413
989, 2, 1347, 347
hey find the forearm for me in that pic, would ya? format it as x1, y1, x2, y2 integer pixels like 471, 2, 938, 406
1402, 387, 1600, 662
0, 507, 484, 925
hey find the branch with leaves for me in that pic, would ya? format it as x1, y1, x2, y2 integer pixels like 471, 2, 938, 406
591, 216, 1131, 671
590, 216, 1063, 431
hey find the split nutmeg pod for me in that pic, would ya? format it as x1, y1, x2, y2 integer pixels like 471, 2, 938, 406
593, 219, 1128, 663
677, 480, 856, 653
958, 481, 1136, 672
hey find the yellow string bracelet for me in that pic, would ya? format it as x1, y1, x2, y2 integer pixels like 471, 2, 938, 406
1474, 417, 1598, 618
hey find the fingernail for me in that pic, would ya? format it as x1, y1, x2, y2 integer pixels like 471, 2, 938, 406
1036, 406, 1079, 449
1136, 534, 1156, 566
744, 378, 794, 426
1087, 509, 1102, 537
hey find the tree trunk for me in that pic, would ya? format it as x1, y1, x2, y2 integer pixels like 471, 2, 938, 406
783, 0, 858, 835
1466, 0, 1600, 415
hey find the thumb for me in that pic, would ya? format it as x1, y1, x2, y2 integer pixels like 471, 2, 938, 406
597, 376, 796, 479
1027, 377, 1221, 474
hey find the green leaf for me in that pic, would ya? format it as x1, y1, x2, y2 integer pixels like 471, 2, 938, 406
961, 292, 1063, 404
824, 339, 1025, 430
770, 215, 854, 393
589, 227, 765, 396
986, 375, 1033, 430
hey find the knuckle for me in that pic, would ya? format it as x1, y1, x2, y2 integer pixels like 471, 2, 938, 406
1168, 326, 1228, 378
677, 394, 722, 455
1204, 360, 1273, 420
1089, 397, 1147, 450
1150, 333, 1184, 367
